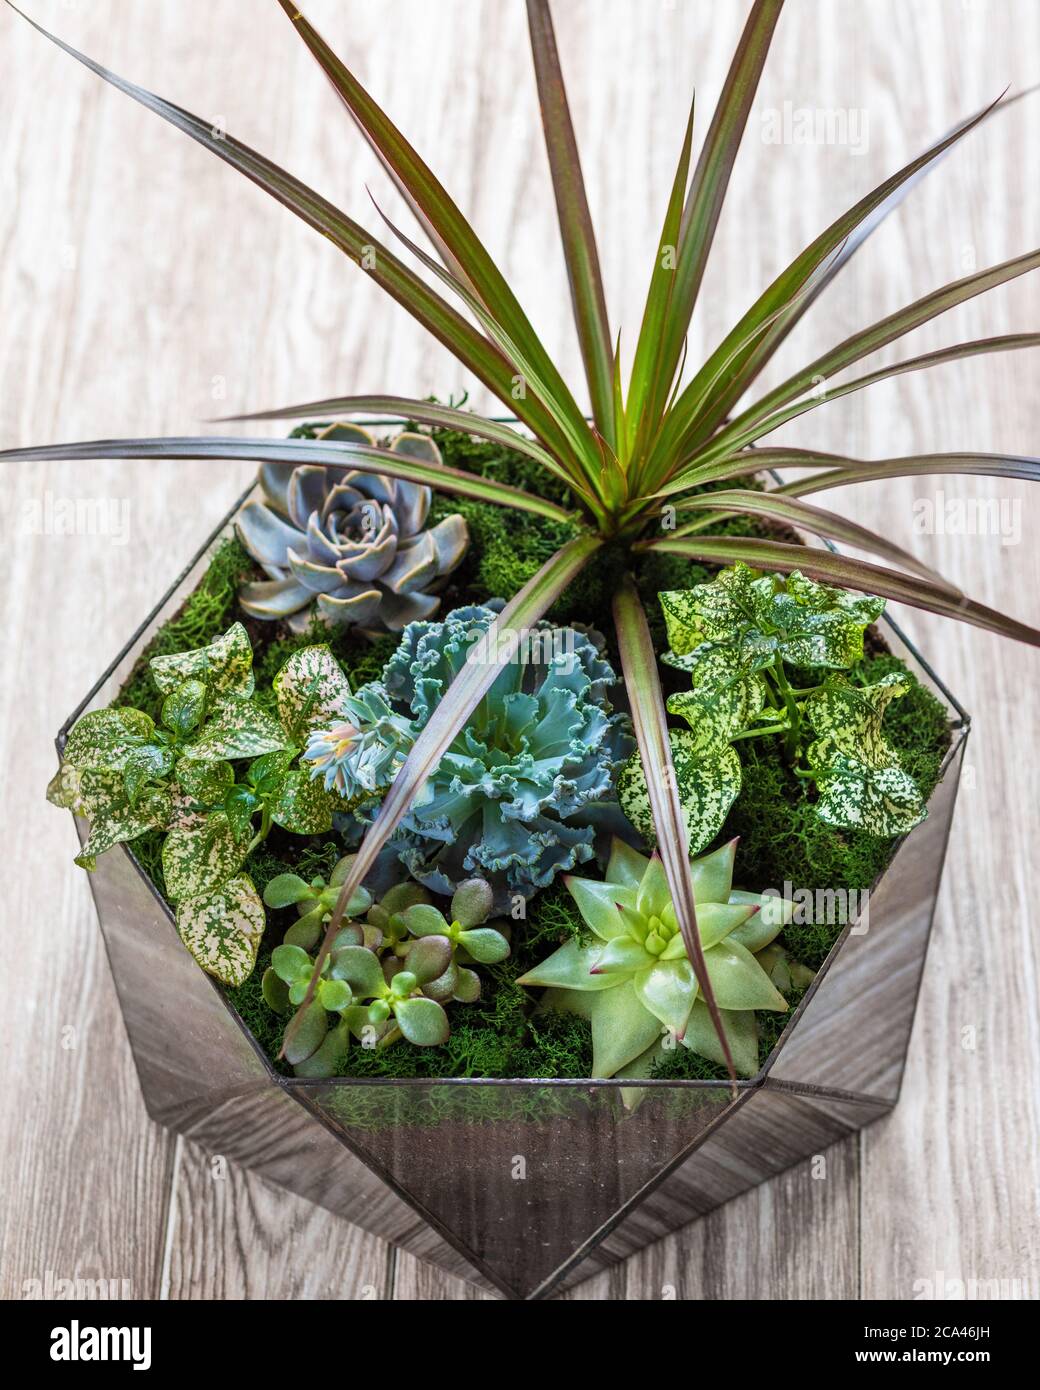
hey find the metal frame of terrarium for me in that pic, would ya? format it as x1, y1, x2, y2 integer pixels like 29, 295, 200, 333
55, 451, 969, 1300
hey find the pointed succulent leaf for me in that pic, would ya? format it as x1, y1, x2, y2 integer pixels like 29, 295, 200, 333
605, 837, 651, 889
682, 1000, 760, 1077
274, 644, 352, 744
587, 981, 666, 1078
702, 939, 789, 1011
150, 622, 255, 699
175, 874, 264, 987
454, 927, 510, 964
394, 996, 450, 1046
263, 873, 316, 909
180, 699, 290, 762
329, 944, 385, 998
688, 838, 737, 904
283, 998, 329, 1066
450, 877, 494, 928
589, 936, 651, 976
633, 959, 698, 1038
517, 939, 618, 992
62, 707, 156, 772
695, 900, 761, 949
262, 967, 291, 1016
268, 769, 336, 835
564, 874, 634, 941
161, 811, 248, 902
161, 679, 208, 738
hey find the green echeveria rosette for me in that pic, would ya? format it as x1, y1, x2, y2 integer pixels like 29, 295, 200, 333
235, 423, 469, 636
518, 837, 793, 1079
304, 603, 635, 908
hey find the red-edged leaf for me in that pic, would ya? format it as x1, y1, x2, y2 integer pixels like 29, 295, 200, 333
527, 0, 615, 448
643, 535, 1040, 647
612, 575, 737, 1086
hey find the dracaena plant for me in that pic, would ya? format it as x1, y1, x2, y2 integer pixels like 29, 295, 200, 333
14, 0, 1040, 1075
619, 564, 927, 845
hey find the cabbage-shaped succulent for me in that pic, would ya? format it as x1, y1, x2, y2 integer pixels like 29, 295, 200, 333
236, 422, 469, 634
518, 838, 793, 1078
302, 603, 635, 905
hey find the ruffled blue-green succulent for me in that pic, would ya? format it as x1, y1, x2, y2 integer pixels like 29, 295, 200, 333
262, 870, 509, 1075
302, 603, 635, 905
518, 837, 795, 1079
236, 423, 468, 635
619, 565, 926, 849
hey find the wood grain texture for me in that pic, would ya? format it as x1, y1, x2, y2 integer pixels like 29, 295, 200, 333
1, 0, 1037, 1301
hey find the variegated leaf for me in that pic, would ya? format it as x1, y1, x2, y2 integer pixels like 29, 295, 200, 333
175, 873, 265, 986
123, 744, 175, 805
619, 729, 742, 856
47, 762, 84, 811
179, 699, 290, 762
150, 622, 255, 699
161, 810, 250, 902
806, 673, 926, 836
268, 769, 336, 835
274, 645, 351, 743
667, 671, 766, 740
73, 769, 172, 870
174, 756, 234, 806
61, 707, 156, 772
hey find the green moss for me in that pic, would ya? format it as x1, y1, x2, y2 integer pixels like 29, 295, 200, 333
117, 537, 254, 720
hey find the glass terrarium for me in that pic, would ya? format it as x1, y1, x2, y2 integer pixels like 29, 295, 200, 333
57, 486, 968, 1300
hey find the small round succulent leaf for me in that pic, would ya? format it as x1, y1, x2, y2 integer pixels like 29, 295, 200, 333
318, 978, 353, 1014
292, 1018, 350, 1078
452, 967, 481, 1004
405, 934, 453, 985
394, 996, 450, 1047
283, 998, 329, 1066
454, 927, 510, 964
263, 873, 315, 909
271, 943, 313, 985
420, 960, 460, 1003
283, 905, 326, 951
398, 902, 450, 938
261, 968, 291, 1016
329, 945, 385, 997
450, 877, 493, 928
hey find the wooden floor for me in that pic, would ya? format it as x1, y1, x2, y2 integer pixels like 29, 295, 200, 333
2, 0, 1038, 1301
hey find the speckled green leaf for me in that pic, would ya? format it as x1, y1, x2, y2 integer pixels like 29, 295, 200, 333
268, 769, 336, 835
813, 754, 926, 836
668, 676, 764, 743
62, 707, 156, 772
123, 744, 175, 805
619, 729, 742, 855
73, 769, 171, 870
47, 762, 83, 811
175, 873, 264, 986
805, 671, 909, 762
150, 622, 255, 699
274, 645, 351, 743
160, 678, 208, 738
174, 756, 234, 806
161, 810, 249, 902
179, 699, 290, 762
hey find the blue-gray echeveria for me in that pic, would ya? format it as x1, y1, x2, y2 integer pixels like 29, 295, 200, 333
517, 838, 793, 1079
302, 603, 635, 906
235, 422, 469, 634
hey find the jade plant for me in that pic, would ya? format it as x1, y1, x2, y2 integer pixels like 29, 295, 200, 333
50, 626, 359, 984
263, 871, 510, 1075
236, 422, 469, 633
20, 0, 1040, 1076
518, 838, 797, 1078
619, 565, 927, 846
301, 604, 634, 904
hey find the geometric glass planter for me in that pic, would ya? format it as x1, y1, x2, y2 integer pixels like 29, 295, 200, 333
57, 494, 968, 1299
